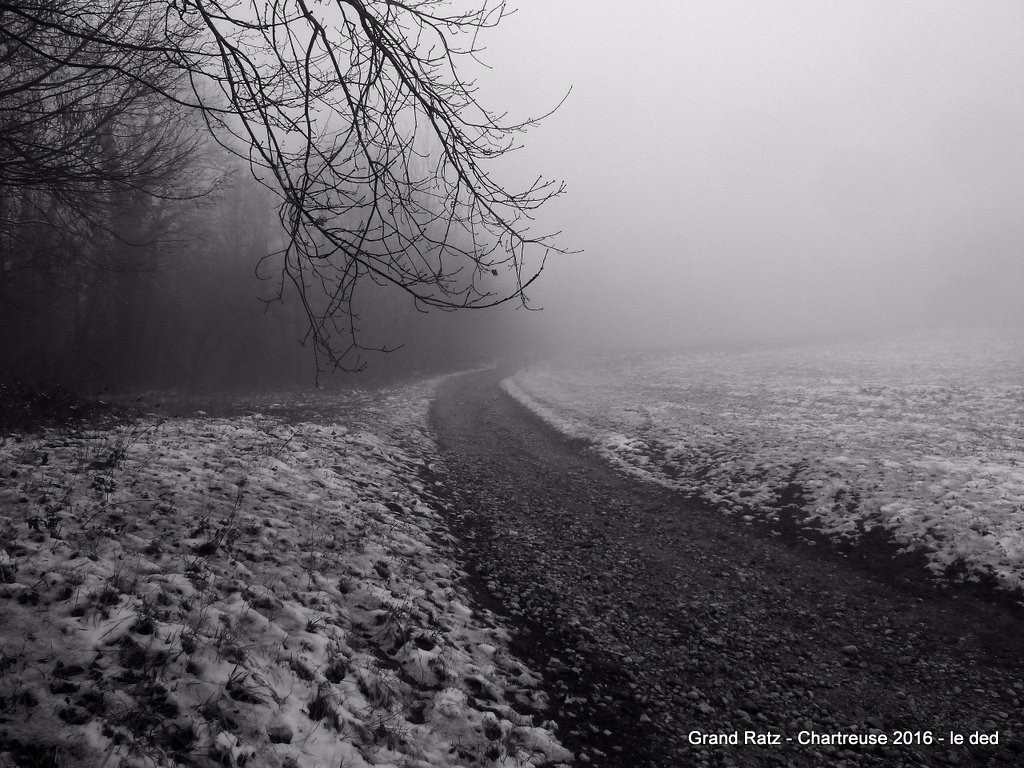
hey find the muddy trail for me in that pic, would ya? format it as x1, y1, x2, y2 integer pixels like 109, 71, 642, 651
428, 368, 1024, 768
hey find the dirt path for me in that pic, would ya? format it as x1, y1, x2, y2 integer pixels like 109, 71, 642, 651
429, 368, 1024, 768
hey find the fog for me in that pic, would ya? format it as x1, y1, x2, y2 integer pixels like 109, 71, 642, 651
5, 1, 1024, 392
482, 1, 1024, 353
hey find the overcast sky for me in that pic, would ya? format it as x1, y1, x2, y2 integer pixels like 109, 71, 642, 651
476, 1, 1024, 352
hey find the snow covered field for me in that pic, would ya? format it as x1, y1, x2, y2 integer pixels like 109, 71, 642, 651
505, 332, 1024, 593
0, 380, 569, 767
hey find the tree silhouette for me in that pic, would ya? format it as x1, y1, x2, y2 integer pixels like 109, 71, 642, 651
1, 0, 210, 278
1, 0, 566, 371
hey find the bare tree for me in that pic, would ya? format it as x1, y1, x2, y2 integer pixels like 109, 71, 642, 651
0, 0, 214, 282
1, 0, 566, 372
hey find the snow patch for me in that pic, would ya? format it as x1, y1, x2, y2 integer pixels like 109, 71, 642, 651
505, 332, 1024, 593
0, 378, 570, 767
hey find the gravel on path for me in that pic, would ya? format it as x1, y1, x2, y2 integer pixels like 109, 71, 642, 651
428, 368, 1024, 768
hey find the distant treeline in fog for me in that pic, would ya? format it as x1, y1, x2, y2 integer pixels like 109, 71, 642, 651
0, 0, 543, 393
1, 141, 516, 392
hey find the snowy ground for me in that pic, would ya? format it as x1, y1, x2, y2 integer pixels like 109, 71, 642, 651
0, 378, 570, 767
505, 331, 1024, 593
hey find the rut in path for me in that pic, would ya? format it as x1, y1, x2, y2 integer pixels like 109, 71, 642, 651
429, 368, 1024, 768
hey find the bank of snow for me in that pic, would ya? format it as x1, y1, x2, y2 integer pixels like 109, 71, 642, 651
0, 380, 571, 767
504, 333, 1024, 594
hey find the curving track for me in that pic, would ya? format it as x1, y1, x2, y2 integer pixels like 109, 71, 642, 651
430, 368, 1024, 768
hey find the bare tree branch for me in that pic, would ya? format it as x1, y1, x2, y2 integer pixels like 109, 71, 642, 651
1, 0, 568, 371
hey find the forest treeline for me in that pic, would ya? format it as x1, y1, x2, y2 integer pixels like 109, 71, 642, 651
1, 157, 515, 391
0, 0, 552, 393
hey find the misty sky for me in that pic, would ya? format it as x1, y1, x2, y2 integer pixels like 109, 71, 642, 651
478, 1, 1024, 351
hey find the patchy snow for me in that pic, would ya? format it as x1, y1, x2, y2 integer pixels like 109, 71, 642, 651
505, 332, 1024, 593
0, 378, 570, 767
